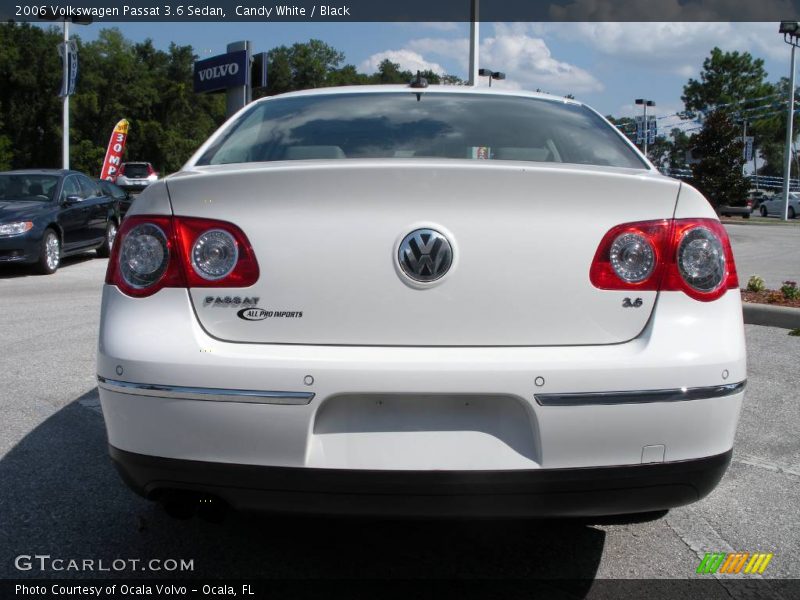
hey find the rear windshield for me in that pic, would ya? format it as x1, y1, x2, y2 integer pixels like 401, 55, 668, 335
123, 164, 150, 178
196, 92, 647, 169
0, 174, 59, 201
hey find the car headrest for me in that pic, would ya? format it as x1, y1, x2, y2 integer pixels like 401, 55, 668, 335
494, 147, 553, 162
28, 183, 44, 196
284, 146, 346, 160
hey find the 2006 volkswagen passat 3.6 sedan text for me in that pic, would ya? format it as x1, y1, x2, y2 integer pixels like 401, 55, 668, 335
97, 85, 746, 518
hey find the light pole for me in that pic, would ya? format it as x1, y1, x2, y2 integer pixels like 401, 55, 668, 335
635, 98, 656, 158
780, 21, 800, 221
478, 68, 506, 87
468, 0, 479, 86
39, 13, 91, 170
61, 20, 70, 170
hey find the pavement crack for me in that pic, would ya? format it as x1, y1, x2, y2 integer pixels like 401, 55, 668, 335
666, 509, 786, 600
734, 453, 800, 478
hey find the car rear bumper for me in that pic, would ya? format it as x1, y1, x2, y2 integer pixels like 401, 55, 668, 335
718, 205, 752, 216
99, 285, 745, 514
110, 445, 732, 517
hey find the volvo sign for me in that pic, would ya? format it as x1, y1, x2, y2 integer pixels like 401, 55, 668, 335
193, 49, 248, 94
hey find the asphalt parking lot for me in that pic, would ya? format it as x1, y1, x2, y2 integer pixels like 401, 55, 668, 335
0, 229, 798, 592
725, 222, 800, 289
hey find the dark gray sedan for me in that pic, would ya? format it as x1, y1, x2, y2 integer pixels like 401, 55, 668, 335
0, 169, 120, 274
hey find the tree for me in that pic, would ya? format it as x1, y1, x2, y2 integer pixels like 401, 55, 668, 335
682, 48, 774, 118
0, 23, 63, 169
647, 136, 673, 170
265, 39, 345, 95
668, 128, 692, 169
690, 110, 749, 208
606, 115, 637, 145
740, 77, 800, 177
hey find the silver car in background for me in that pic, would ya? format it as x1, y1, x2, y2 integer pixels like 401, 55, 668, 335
758, 192, 799, 218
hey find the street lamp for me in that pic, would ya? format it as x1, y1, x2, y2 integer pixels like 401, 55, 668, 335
39, 12, 92, 170
635, 98, 656, 158
779, 21, 800, 221
478, 68, 506, 87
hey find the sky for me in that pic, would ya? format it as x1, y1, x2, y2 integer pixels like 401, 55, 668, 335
67, 21, 793, 131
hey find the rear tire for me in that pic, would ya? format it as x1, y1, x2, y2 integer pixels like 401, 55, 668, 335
35, 229, 60, 275
96, 221, 117, 258
760, 206, 768, 217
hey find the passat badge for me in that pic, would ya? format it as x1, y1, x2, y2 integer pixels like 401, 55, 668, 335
237, 308, 268, 321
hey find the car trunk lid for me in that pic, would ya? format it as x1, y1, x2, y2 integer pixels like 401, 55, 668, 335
167, 161, 679, 346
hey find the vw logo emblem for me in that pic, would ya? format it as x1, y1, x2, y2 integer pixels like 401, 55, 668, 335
398, 228, 453, 282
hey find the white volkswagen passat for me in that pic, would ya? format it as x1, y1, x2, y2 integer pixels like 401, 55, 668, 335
98, 85, 746, 518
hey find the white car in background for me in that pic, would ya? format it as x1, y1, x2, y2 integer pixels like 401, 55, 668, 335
758, 192, 799, 218
97, 85, 746, 519
114, 162, 158, 192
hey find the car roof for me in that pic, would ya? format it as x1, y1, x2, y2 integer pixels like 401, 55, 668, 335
1, 169, 79, 176
252, 84, 583, 107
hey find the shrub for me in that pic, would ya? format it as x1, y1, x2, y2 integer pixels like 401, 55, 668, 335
781, 281, 800, 300
746, 275, 766, 293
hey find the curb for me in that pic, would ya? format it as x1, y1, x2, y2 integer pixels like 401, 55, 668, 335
743, 303, 800, 329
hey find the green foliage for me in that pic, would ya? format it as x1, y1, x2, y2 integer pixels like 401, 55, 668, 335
606, 117, 691, 172
682, 47, 788, 178
0, 118, 12, 170
0, 25, 462, 175
0, 23, 63, 168
606, 115, 637, 145
690, 110, 750, 208
746, 275, 766, 293
749, 77, 800, 178
781, 280, 800, 300
682, 48, 774, 117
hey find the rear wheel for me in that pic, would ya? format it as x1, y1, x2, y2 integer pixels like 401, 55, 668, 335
35, 229, 60, 275
96, 221, 117, 258
760, 205, 768, 217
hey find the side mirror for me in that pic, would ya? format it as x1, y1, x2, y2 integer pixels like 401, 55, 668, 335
63, 195, 82, 205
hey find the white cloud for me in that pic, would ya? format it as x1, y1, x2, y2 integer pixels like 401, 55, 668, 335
408, 37, 470, 67
358, 50, 446, 75
417, 22, 460, 32
539, 22, 787, 70
478, 24, 603, 94
673, 64, 697, 79
548, 0, 794, 21
407, 25, 603, 94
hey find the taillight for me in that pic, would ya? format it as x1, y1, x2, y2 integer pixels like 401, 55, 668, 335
106, 215, 259, 297
661, 220, 738, 301
590, 220, 671, 291
173, 217, 259, 288
590, 218, 738, 302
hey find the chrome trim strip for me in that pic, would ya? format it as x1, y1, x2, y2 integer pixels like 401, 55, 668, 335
97, 376, 314, 405
535, 381, 746, 407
